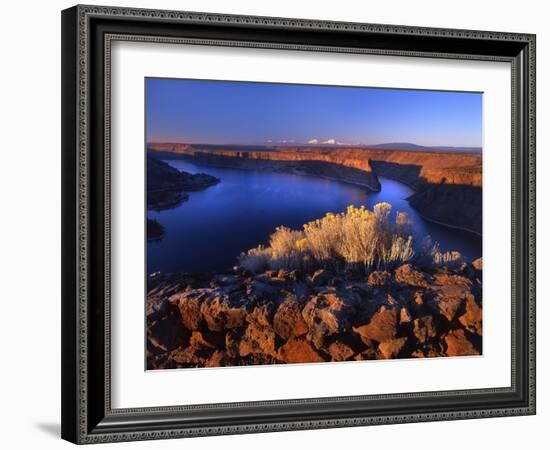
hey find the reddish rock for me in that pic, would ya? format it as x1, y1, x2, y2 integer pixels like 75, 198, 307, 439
367, 271, 391, 287
277, 338, 325, 363
172, 292, 204, 330
205, 350, 230, 368
444, 329, 479, 356
458, 296, 482, 335
273, 297, 308, 340
434, 273, 472, 287
189, 330, 225, 349
394, 264, 430, 288
225, 329, 241, 358
413, 292, 425, 306
354, 348, 378, 361
200, 296, 248, 332
412, 316, 437, 343
429, 280, 478, 322
239, 323, 278, 358
327, 341, 355, 361
171, 343, 214, 367
472, 257, 483, 271
353, 305, 398, 343
378, 337, 408, 359
399, 307, 413, 324
247, 302, 276, 327
434, 295, 465, 322
302, 291, 359, 349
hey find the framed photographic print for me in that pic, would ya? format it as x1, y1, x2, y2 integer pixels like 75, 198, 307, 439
61, 5, 536, 444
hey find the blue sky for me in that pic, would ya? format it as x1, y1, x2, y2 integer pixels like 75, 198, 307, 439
146, 78, 482, 148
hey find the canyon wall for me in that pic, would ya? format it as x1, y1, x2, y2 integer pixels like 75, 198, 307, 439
148, 143, 482, 234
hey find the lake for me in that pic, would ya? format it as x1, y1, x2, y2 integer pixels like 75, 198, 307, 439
147, 160, 482, 274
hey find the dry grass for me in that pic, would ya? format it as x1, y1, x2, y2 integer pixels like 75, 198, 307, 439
239, 203, 420, 274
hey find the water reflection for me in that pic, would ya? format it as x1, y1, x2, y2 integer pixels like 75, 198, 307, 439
147, 160, 481, 274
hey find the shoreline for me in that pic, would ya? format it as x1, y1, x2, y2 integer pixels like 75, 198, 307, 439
411, 210, 482, 238
165, 157, 483, 237
161, 154, 381, 193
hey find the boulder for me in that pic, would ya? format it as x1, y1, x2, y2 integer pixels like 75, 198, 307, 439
458, 296, 482, 335
200, 295, 248, 332
247, 301, 276, 328
353, 305, 398, 344
277, 337, 325, 363
171, 343, 214, 367
354, 348, 379, 361
172, 291, 204, 330
273, 297, 308, 340
433, 295, 465, 322
412, 316, 437, 343
399, 307, 413, 324
189, 330, 225, 349
444, 329, 479, 356
302, 291, 359, 349
434, 273, 472, 287
327, 341, 355, 361
239, 323, 278, 358
429, 283, 474, 322
205, 350, 231, 368
394, 264, 430, 288
378, 337, 408, 359
367, 270, 391, 287
472, 257, 483, 271
225, 329, 242, 358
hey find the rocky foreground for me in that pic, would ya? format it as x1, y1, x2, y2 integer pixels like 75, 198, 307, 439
147, 259, 482, 369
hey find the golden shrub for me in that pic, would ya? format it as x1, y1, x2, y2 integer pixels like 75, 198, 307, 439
239, 203, 420, 274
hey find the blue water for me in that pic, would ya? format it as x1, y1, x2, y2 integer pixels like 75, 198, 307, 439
147, 160, 481, 274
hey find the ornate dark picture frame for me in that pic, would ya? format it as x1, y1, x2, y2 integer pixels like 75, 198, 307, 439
61, 4, 536, 444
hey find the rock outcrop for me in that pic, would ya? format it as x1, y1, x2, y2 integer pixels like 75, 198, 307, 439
147, 155, 219, 211
147, 260, 483, 369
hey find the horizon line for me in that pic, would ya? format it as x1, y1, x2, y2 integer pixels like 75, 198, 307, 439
146, 140, 483, 150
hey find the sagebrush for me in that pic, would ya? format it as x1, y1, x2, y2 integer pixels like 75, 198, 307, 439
238, 203, 435, 274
